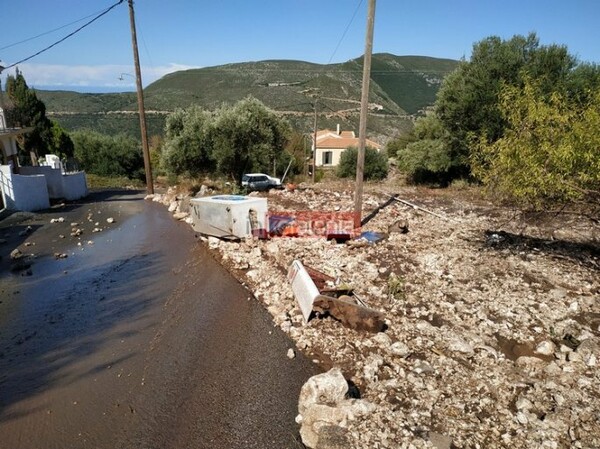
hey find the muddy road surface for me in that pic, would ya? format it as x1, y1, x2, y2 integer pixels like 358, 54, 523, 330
0, 190, 318, 449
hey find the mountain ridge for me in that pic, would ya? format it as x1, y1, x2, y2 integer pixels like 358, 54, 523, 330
37, 53, 459, 140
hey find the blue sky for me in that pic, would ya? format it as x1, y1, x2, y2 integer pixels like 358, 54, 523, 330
1, 0, 598, 92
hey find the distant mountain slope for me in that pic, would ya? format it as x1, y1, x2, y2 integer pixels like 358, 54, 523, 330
37, 54, 458, 140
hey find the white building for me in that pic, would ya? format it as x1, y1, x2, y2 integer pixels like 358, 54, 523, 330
313, 124, 382, 167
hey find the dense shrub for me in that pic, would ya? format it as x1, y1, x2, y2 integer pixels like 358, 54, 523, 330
71, 130, 144, 180
336, 146, 388, 180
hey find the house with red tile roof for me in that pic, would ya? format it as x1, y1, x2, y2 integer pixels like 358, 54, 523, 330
313, 124, 382, 167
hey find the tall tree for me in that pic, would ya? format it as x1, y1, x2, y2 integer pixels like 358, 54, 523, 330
435, 33, 577, 176
161, 97, 291, 182
212, 97, 290, 182
5, 69, 53, 165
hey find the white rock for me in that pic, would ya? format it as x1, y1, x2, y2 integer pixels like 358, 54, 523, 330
448, 338, 474, 355
371, 332, 392, 348
207, 237, 220, 249
535, 341, 555, 356
389, 342, 410, 357
515, 397, 533, 411
287, 348, 296, 359
106, 217, 115, 224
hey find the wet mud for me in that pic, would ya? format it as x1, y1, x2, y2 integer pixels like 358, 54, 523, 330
0, 190, 317, 449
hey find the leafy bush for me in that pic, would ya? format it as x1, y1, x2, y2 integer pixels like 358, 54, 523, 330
72, 130, 145, 180
472, 79, 600, 209
395, 113, 461, 184
336, 146, 388, 180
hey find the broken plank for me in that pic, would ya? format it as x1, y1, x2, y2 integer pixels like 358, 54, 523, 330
313, 295, 386, 333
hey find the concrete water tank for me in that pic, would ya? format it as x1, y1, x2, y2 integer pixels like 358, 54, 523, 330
190, 195, 268, 239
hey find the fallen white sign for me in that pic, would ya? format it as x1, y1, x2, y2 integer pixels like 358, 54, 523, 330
288, 260, 320, 323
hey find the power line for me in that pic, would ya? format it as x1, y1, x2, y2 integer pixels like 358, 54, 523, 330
0, 6, 114, 51
327, 0, 364, 64
3, 0, 125, 71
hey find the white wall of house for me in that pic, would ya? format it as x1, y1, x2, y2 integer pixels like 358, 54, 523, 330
0, 165, 50, 212
315, 147, 346, 167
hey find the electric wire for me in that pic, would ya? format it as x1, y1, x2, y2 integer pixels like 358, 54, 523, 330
3, 0, 125, 71
0, 6, 115, 51
327, 0, 364, 64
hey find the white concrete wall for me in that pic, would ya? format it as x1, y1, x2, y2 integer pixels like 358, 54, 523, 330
20, 166, 63, 198
0, 165, 50, 211
18, 166, 88, 200
61, 172, 88, 200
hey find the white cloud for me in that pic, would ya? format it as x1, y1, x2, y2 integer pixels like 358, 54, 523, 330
0, 62, 199, 90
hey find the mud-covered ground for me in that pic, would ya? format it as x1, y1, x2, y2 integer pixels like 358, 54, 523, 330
0, 190, 317, 449
154, 180, 599, 449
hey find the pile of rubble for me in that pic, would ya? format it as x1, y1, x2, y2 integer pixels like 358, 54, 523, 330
149, 183, 599, 449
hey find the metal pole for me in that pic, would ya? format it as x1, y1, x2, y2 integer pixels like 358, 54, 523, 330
353, 0, 376, 228
128, 0, 154, 194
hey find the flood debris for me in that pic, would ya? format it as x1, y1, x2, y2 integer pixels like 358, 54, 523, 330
152, 181, 600, 449
288, 260, 385, 332
313, 295, 386, 333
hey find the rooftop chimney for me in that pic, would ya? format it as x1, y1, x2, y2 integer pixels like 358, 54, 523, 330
336, 123, 340, 135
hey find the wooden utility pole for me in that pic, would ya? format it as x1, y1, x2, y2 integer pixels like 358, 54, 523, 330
312, 98, 318, 183
128, 0, 154, 194
353, 0, 376, 228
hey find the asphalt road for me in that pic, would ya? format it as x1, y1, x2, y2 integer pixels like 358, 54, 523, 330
0, 190, 318, 449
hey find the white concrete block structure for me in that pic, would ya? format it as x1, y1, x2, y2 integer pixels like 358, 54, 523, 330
0, 106, 88, 212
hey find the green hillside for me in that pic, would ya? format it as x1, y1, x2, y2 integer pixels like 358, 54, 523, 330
38, 54, 458, 141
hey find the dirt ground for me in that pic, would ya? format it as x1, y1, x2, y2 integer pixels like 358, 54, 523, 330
153, 178, 600, 449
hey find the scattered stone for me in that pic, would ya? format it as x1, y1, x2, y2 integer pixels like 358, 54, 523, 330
54, 253, 68, 259
172, 212, 189, 221
50, 217, 65, 223
287, 348, 296, 359
150, 182, 600, 449
106, 217, 115, 224
535, 340, 556, 356
10, 249, 23, 260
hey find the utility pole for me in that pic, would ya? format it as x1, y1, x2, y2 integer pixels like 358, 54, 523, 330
128, 0, 154, 194
312, 97, 318, 183
353, 0, 376, 229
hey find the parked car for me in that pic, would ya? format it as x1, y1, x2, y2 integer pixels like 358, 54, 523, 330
241, 173, 282, 191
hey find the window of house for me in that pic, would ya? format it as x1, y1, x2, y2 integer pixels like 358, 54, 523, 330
322, 151, 333, 165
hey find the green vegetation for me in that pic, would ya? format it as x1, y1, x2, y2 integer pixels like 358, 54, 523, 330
4, 70, 74, 164
336, 146, 388, 180
393, 113, 456, 185
71, 130, 145, 181
161, 97, 291, 183
36, 54, 455, 140
472, 78, 600, 209
86, 174, 144, 189
391, 32, 600, 209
